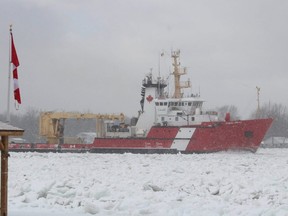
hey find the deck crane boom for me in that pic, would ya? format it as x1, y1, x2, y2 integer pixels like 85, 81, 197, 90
39, 112, 125, 144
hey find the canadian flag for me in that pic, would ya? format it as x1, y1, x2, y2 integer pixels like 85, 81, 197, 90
11, 31, 21, 105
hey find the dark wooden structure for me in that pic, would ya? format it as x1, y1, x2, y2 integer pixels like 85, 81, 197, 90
0, 122, 24, 216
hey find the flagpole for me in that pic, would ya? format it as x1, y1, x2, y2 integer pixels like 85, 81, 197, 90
6, 25, 12, 123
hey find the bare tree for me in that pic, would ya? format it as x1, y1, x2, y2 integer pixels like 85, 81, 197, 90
250, 102, 288, 138
0, 107, 41, 142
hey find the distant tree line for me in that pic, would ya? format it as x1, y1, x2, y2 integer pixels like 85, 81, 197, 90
250, 103, 288, 138
1, 102, 287, 143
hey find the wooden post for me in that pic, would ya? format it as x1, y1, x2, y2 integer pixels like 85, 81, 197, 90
1, 135, 9, 216
1, 136, 8, 216
0, 122, 24, 216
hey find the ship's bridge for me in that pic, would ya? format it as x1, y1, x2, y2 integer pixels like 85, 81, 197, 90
155, 97, 205, 116
154, 96, 215, 126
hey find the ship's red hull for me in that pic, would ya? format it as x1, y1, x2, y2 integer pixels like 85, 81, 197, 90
9, 118, 272, 153
92, 118, 273, 153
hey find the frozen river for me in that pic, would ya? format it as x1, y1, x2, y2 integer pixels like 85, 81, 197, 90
9, 148, 288, 216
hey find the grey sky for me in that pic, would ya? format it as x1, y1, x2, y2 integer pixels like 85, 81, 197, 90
0, 0, 287, 119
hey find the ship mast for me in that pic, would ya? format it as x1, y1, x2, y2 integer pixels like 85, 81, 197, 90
171, 50, 191, 98
256, 86, 260, 114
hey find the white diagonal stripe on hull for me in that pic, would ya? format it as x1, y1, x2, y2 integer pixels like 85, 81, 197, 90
171, 128, 196, 151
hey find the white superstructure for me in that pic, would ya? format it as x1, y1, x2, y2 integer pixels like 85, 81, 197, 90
135, 50, 218, 131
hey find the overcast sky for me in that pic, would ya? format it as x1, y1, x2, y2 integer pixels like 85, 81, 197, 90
0, 0, 287, 119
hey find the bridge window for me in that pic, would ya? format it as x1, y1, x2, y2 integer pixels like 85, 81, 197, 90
193, 101, 203, 107
191, 117, 195, 121
164, 102, 168, 106
155, 102, 159, 106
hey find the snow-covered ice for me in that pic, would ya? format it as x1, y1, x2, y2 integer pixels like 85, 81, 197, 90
9, 149, 288, 215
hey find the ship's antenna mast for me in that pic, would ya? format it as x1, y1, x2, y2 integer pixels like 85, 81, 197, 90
171, 50, 190, 98
158, 51, 162, 77
256, 86, 260, 114
157, 51, 163, 97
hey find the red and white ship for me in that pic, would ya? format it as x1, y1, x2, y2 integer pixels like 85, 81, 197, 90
10, 50, 272, 153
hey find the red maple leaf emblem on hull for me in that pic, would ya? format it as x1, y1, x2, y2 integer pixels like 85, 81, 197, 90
146, 95, 153, 103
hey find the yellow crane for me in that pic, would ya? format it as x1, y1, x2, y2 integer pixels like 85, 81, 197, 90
171, 50, 191, 98
39, 112, 125, 144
